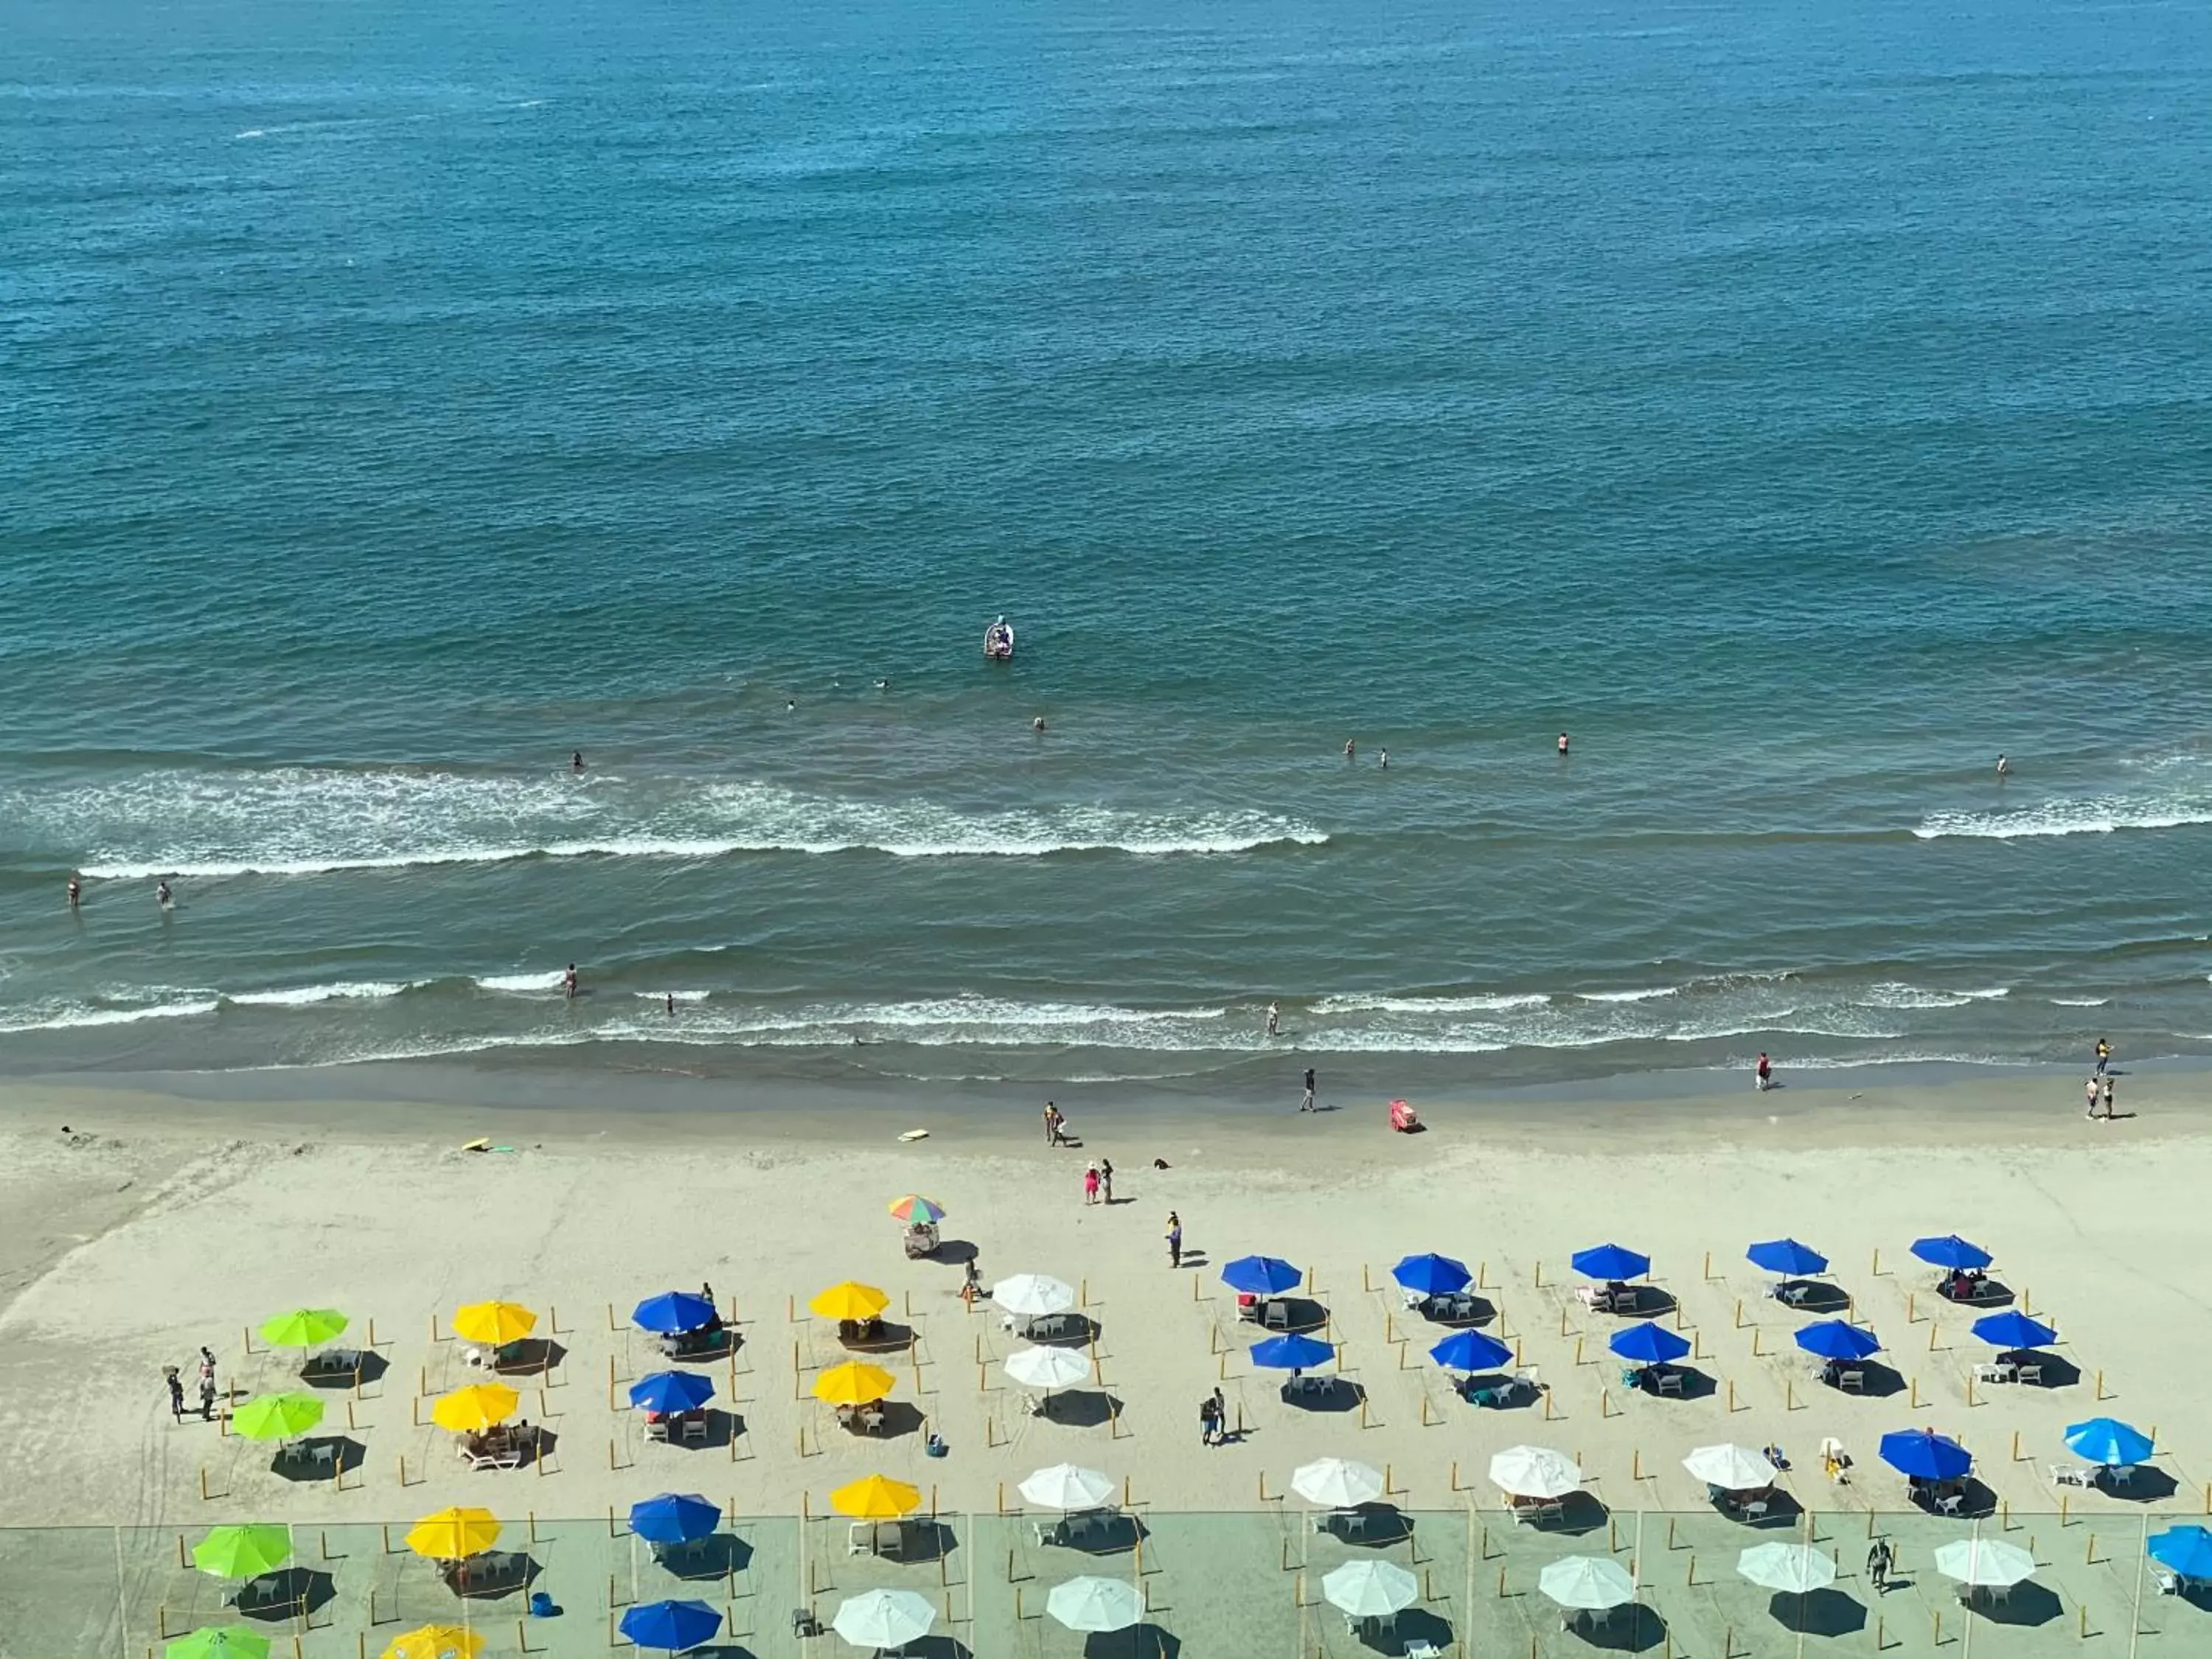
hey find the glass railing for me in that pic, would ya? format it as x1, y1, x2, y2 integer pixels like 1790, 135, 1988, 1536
3, 1505, 2194, 1655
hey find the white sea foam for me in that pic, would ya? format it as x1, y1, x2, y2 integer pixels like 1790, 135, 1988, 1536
1576, 987, 1680, 1004
0, 999, 218, 1033
475, 971, 567, 992
29, 769, 1325, 878
224, 980, 409, 1008
1313, 992, 1551, 1014
2049, 997, 2110, 1007
1862, 983, 1971, 1009
1916, 796, 2212, 841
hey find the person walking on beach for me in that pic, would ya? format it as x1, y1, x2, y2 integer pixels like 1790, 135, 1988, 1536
164, 1366, 184, 1422
1099, 1158, 1114, 1203
1300, 1067, 1316, 1113
1265, 1002, 1280, 1037
1166, 1211, 1183, 1269
1197, 1393, 1217, 1447
2094, 1037, 2111, 1077
2086, 1077, 2101, 1119
197, 1367, 218, 1422
1868, 1536, 1893, 1592
1083, 1164, 1100, 1206
2101, 1074, 2115, 1119
1043, 1102, 1066, 1147
1755, 1052, 1773, 1092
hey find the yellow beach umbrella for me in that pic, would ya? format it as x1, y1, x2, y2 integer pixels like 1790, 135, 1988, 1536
808, 1281, 889, 1321
831, 1475, 922, 1520
430, 1383, 520, 1434
404, 1507, 501, 1561
451, 1301, 536, 1346
383, 1628, 483, 1659
814, 1360, 896, 1406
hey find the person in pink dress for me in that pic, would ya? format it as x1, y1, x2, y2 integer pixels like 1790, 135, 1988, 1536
1083, 1164, 1101, 1206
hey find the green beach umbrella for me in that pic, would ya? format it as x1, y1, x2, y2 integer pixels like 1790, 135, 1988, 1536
192, 1525, 291, 1579
166, 1631, 271, 1659
230, 1393, 325, 1441
258, 1308, 349, 1349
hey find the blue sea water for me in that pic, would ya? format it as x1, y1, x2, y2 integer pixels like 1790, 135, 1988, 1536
3, 0, 2211, 1086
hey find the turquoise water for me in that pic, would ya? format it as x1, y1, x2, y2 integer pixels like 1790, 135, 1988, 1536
4, 0, 2211, 1085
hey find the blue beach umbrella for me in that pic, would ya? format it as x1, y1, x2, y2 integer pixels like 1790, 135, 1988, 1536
2065, 1419, 2153, 1468
1609, 1323, 1691, 1365
1971, 1310, 2057, 1351
1391, 1253, 1472, 1296
619, 1599, 723, 1652
1250, 1333, 1334, 1371
1747, 1239, 1829, 1278
628, 1371, 715, 1414
1795, 1321, 1882, 1363
2149, 1527, 2212, 1580
630, 1492, 721, 1545
1221, 1256, 1303, 1296
1571, 1243, 1649, 1281
632, 1292, 717, 1335
1879, 1429, 1972, 1483
1910, 1235, 1992, 1271
1430, 1329, 1514, 1373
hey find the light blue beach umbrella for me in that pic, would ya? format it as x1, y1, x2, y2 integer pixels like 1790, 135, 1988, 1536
1391, 1253, 1471, 1296
618, 1599, 722, 1653
2065, 1419, 2152, 1468
2149, 1527, 2212, 1580
1221, 1256, 1302, 1296
628, 1371, 714, 1414
1879, 1429, 1972, 1482
1250, 1333, 1334, 1371
630, 1493, 721, 1545
1609, 1323, 1691, 1365
1571, 1243, 1649, 1281
1910, 1235, 1992, 1271
1795, 1321, 1881, 1363
1430, 1329, 1514, 1373
633, 1292, 717, 1335
1747, 1239, 1828, 1278
1972, 1310, 2056, 1351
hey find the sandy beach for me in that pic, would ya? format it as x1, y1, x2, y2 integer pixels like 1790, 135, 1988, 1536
0, 1060, 2205, 1655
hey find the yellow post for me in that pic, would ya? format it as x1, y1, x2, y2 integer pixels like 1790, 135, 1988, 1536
1703, 1250, 1711, 1280
1871, 1248, 1881, 1276
1733, 1298, 1744, 1329
1574, 1335, 1585, 1366
1752, 1328, 1762, 1357
1727, 1379, 1736, 1412
1601, 1388, 1613, 1418
2011, 1430, 2021, 1461
1534, 1260, 1543, 1288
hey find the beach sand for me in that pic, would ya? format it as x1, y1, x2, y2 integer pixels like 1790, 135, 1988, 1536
0, 1062, 2200, 1654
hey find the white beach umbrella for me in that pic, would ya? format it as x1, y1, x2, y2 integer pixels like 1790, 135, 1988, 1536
1683, 1444, 1780, 1491
1046, 1575, 1143, 1633
1019, 1464, 1116, 1511
1489, 1445, 1583, 1500
1321, 1559, 1419, 1618
1538, 1555, 1635, 1610
830, 1587, 936, 1649
1292, 1457, 1385, 1508
994, 1274, 1077, 1317
1004, 1346, 1091, 1389
1934, 1539, 2037, 1588
1737, 1543, 1838, 1595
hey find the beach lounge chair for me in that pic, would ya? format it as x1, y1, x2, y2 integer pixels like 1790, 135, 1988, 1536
1032, 1520, 1065, 1548
1402, 1641, 1441, 1659
646, 1415, 671, 1442
1935, 1492, 1965, 1517
860, 1404, 887, 1434
681, 1411, 708, 1444
2152, 1565, 2180, 1596
2049, 1464, 2094, 1489
1777, 1281, 1812, 1305
1838, 1367, 1866, 1393
1655, 1368, 1684, 1397
2016, 1363, 2043, 1386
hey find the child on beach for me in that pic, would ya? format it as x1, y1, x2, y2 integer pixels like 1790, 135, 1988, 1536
2085, 1077, 2100, 1119
1166, 1212, 1183, 1269
1083, 1164, 1100, 1206
164, 1367, 184, 1422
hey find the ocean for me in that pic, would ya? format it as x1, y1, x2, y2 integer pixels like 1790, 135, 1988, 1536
4, 0, 2211, 1091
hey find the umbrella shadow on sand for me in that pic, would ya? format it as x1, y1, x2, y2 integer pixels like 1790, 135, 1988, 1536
299, 1350, 389, 1390
1961, 1582, 2064, 1627
492, 1338, 566, 1376
234, 1567, 337, 1621
1559, 1605, 1666, 1652
1767, 1588, 1866, 1637
1083, 1625, 1179, 1659
895, 1638, 973, 1659
445, 1550, 543, 1600
1032, 1391, 1124, 1430
1352, 1607, 1453, 1655
653, 1534, 755, 1581
272, 1436, 365, 1482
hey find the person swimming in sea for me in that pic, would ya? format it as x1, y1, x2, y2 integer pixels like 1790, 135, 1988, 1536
66, 876, 80, 908
1995, 754, 2010, 778
571, 750, 585, 771
1557, 732, 1571, 756
1343, 739, 1356, 760
156, 880, 173, 908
